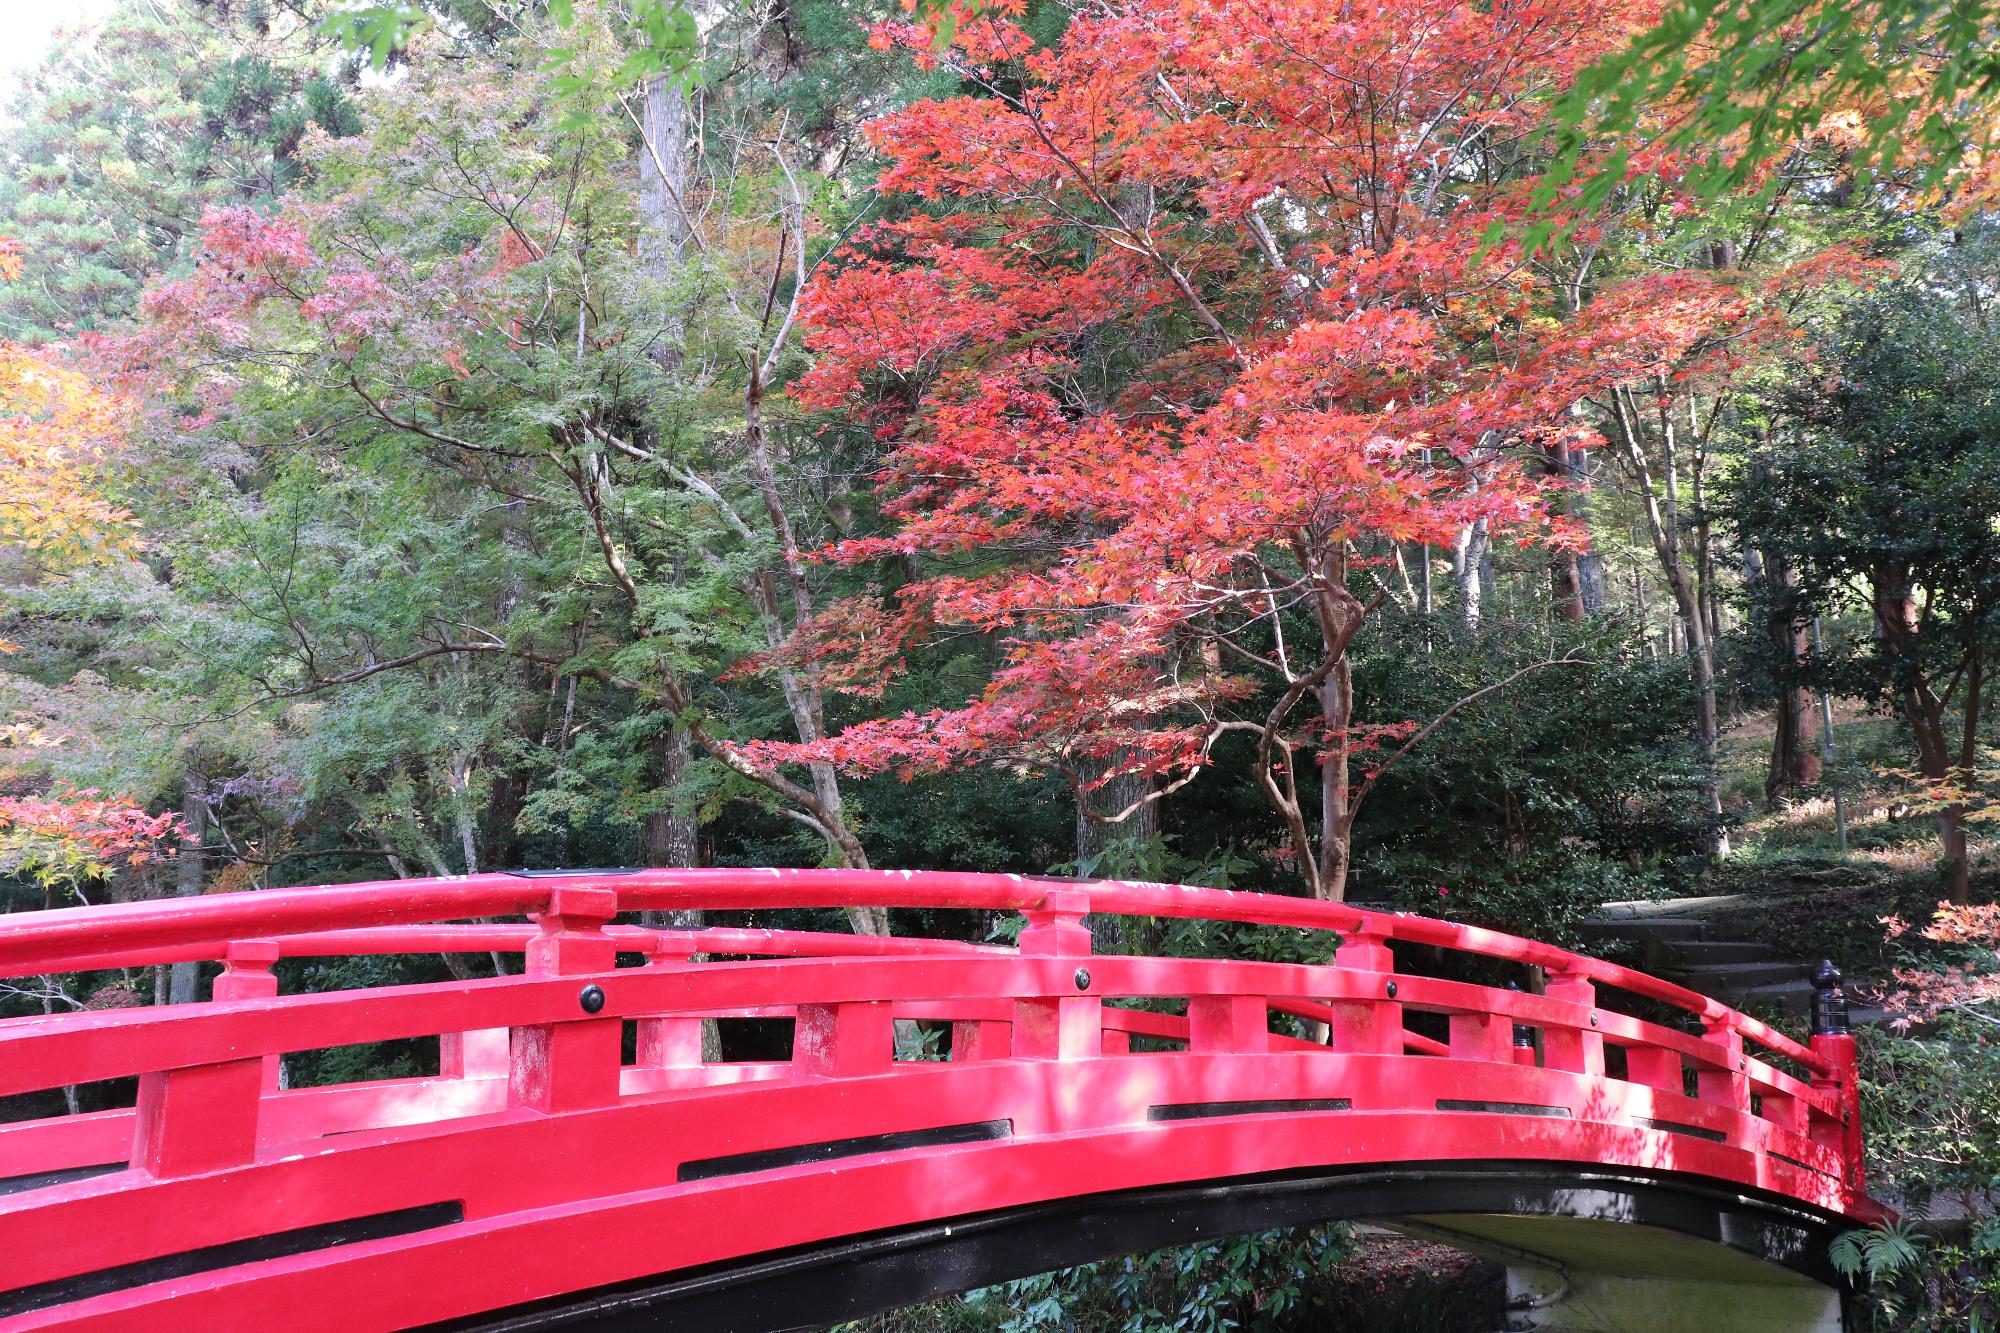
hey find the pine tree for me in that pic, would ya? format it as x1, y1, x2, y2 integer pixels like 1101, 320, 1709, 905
0, 0, 359, 343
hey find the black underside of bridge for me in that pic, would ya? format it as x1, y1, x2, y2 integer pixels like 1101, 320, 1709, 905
431, 1161, 1851, 1333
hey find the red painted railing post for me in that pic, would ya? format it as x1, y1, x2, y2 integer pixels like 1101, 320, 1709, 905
952, 1016, 1012, 1061
1809, 962, 1866, 1197
1013, 889, 1099, 1060
1810, 1032, 1864, 1194
1448, 1007, 1513, 1064
1542, 967, 1605, 1077
795, 1002, 894, 1077
1189, 995, 1269, 1053
510, 884, 621, 1114
213, 940, 283, 1092
439, 1027, 512, 1079
133, 1057, 263, 1178
1326, 930, 1400, 1053
1696, 1016, 1751, 1114
1624, 1043, 1684, 1094
635, 938, 705, 1071
132, 938, 277, 1177
1760, 1085, 1807, 1135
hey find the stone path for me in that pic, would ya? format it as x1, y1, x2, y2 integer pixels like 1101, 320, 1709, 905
1582, 896, 1830, 1020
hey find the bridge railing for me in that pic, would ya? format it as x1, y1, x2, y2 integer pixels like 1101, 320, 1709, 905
0, 869, 1873, 1230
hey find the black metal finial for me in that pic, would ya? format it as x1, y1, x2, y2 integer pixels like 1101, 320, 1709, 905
1810, 961, 1849, 1036
1073, 968, 1091, 992
578, 983, 607, 1015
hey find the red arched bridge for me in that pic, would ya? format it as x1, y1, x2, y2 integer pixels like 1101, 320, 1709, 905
0, 870, 1882, 1332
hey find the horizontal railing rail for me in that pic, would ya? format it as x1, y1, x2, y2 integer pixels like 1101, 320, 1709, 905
0, 868, 1828, 1075
33, 922, 1008, 974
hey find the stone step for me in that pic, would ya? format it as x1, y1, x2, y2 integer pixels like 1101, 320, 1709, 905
1741, 979, 1816, 1018
1578, 917, 1709, 944
1664, 940, 1775, 965
1593, 895, 1749, 920
1672, 960, 1813, 994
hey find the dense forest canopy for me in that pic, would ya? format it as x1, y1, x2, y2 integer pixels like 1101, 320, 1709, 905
8, 0, 2000, 1324
0, 0, 1980, 937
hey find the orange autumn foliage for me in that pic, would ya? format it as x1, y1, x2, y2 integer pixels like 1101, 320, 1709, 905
739, 0, 1844, 897
0, 238, 136, 569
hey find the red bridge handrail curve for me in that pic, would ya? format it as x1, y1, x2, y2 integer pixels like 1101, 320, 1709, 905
0, 869, 1828, 1074
0, 868, 1880, 1331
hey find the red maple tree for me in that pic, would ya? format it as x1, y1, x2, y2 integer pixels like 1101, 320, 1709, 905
0, 787, 185, 906
776, 2, 1832, 892
1877, 903, 2000, 1030
735, 0, 1804, 897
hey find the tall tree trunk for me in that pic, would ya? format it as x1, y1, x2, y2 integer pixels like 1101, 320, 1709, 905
626, 60, 897, 932
1479, 544, 1497, 624
637, 74, 815, 1031
642, 726, 701, 872
638, 74, 692, 363
1542, 445, 1583, 620
1611, 387, 1727, 854
1691, 426, 1723, 649
631, 68, 883, 933
641, 726, 722, 1061
448, 753, 480, 876
742, 374, 888, 936
1316, 654, 1356, 901
1077, 755, 1159, 953
1678, 581, 1728, 853
1759, 550, 1822, 804
1564, 445, 1607, 614
486, 770, 523, 872
1578, 552, 1607, 616
167, 776, 207, 1005
1956, 646, 1983, 905
1874, 564, 1974, 902
1551, 550, 1586, 621
1453, 519, 1489, 633
1076, 767, 1159, 870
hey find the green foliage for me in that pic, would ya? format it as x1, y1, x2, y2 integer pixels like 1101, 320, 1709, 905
1860, 1013, 2000, 1218
1536, 0, 2000, 247
1728, 278, 2000, 887
1831, 1221, 1926, 1287
964, 1227, 1350, 1333
1844, 999, 2000, 1328
850, 766, 1074, 876
1734, 283, 2000, 688
1832, 1216, 2000, 1331
1347, 613, 1713, 941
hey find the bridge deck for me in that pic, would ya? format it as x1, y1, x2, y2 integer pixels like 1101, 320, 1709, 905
0, 869, 1881, 1330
